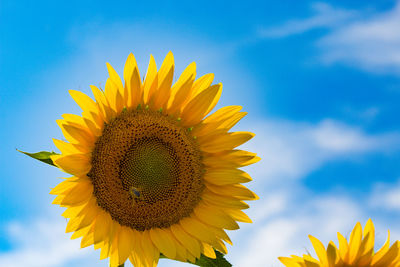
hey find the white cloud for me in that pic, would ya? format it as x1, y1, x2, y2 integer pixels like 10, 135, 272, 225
233, 193, 362, 267
259, 2, 400, 74
318, 2, 400, 73
242, 118, 400, 185
0, 219, 102, 267
309, 119, 399, 152
258, 2, 358, 38
370, 178, 400, 211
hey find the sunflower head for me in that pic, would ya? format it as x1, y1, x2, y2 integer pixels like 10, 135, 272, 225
279, 219, 400, 267
50, 52, 259, 266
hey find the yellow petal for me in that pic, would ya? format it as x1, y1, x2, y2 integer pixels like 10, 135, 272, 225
199, 131, 254, 153
72, 198, 98, 228
50, 177, 83, 195
124, 53, 142, 108
193, 202, 239, 230
152, 51, 174, 109
214, 238, 228, 254
65, 200, 97, 233
141, 230, 160, 267
81, 235, 95, 250
69, 90, 103, 126
180, 217, 220, 247
51, 154, 91, 176
225, 209, 252, 223
93, 209, 112, 244
303, 258, 320, 267
61, 123, 95, 149
326, 242, 337, 267
183, 219, 228, 253
214, 111, 248, 132
181, 83, 222, 126
167, 62, 196, 114
203, 168, 252, 185
309, 236, 328, 264
347, 222, 362, 263
99, 221, 119, 261
143, 55, 158, 104
56, 120, 80, 146
186, 251, 196, 264
106, 62, 124, 98
372, 230, 391, 264
373, 241, 400, 266
205, 183, 259, 201
202, 190, 250, 209
52, 179, 93, 206
100, 238, 111, 260
363, 219, 375, 255
201, 242, 216, 259
105, 77, 123, 113
118, 226, 135, 265
61, 202, 86, 218
60, 113, 92, 133
194, 106, 246, 136
201, 105, 242, 125
199, 221, 231, 246
164, 228, 187, 261
204, 150, 261, 169
191, 73, 214, 97
66, 216, 87, 233
337, 232, 348, 260
90, 85, 114, 122
170, 223, 201, 259
278, 256, 302, 266
149, 227, 176, 259
82, 116, 102, 137
355, 231, 373, 265
53, 139, 83, 155
109, 225, 121, 267
158, 52, 174, 87
70, 224, 91, 240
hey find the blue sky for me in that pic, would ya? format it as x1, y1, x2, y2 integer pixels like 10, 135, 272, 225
1, 0, 400, 266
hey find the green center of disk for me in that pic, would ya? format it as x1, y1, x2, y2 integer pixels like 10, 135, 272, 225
119, 138, 178, 201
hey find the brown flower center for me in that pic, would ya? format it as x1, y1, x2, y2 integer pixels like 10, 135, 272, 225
88, 109, 204, 231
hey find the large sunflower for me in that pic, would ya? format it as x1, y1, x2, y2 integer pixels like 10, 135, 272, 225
50, 52, 259, 266
279, 219, 400, 267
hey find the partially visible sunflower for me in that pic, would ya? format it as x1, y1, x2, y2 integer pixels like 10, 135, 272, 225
50, 52, 259, 266
279, 219, 400, 267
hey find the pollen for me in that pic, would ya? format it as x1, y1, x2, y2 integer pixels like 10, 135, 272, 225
88, 109, 204, 231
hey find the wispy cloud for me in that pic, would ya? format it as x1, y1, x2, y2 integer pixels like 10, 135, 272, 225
318, 2, 400, 74
370, 178, 400, 211
258, 2, 358, 38
243, 118, 400, 184
233, 193, 363, 266
0, 220, 101, 267
259, 2, 400, 74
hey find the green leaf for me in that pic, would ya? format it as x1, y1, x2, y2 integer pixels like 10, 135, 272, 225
160, 250, 232, 267
193, 250, 232, 267
17, 149, 59, 167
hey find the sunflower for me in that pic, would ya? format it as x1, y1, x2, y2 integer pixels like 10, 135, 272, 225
50, 52, 259, 266
279, 219, 400, 267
